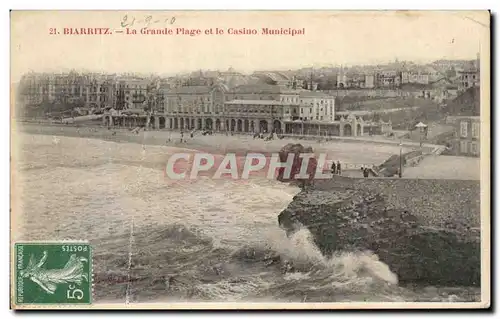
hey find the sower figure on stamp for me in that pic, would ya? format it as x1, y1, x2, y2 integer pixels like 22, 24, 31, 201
20, 251, 88, 295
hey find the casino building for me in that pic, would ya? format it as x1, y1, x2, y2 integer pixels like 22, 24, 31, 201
103, 76, 391, 137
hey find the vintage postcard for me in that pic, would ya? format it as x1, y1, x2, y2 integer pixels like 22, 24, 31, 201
10, 10, 490, 310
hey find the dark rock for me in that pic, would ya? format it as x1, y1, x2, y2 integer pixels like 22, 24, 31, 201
277, 177, 481, 286
276, 143, 318, 189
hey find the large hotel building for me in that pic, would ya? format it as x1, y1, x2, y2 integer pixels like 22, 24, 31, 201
103, 81, 389, 137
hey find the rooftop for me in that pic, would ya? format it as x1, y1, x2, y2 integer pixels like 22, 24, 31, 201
218, 75, 261, 89
167, 85, 213, 94
299, 91, 330, 97
443, 87, 480, 116
230, 83, 295, 94
224, 99, 283, 106
458, 61, 480, 73
252, 71, 291, 82
116, 77, 150, 85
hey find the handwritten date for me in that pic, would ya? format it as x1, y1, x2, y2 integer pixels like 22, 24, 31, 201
121, 14, 176, 28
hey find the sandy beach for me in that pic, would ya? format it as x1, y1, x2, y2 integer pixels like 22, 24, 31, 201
15, 123, 413, 167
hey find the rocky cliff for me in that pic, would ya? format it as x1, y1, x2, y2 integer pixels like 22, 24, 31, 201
276, 145, 481, 287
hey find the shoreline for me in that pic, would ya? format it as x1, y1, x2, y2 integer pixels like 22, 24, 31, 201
14, 123, 479, 180
15, 123, 415, 163
15, 121, 439, 150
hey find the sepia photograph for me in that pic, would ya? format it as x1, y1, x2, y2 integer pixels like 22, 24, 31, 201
9, 10, 490, 310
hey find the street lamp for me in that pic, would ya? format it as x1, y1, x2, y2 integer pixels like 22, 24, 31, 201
399, 141, 403, 178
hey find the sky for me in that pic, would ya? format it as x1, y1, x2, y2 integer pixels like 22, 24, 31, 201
10, 11, 490, 82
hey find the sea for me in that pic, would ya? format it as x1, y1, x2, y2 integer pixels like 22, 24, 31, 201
12, 132, 480, 304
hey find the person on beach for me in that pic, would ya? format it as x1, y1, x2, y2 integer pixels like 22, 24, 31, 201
336, 161, 341, 175
331, 161, 337, 175
363, 167, 369, 178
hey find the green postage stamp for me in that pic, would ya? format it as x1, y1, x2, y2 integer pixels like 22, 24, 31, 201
14, 242, 92, 305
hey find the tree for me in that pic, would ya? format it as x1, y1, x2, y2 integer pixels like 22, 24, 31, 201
302, 80, 308, 90
115, 87, 126, 110
326, 78, 336, 90
446, 66, 457, 79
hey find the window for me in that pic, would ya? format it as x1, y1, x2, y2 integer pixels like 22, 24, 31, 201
460, 121, 468, 138
471, 142, 479, 155
460, 140, 468, 153
301, 108, 303, 113
472, 122, 479, 138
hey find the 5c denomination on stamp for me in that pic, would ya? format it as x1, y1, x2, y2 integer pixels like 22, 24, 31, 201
14, 242, 92, 306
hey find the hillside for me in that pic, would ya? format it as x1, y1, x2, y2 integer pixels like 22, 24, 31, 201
442, 87, 480, 116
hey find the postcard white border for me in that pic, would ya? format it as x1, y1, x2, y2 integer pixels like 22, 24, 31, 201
4, 0, 497, 315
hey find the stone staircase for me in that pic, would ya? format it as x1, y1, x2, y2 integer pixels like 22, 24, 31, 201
431, 145, 447, 156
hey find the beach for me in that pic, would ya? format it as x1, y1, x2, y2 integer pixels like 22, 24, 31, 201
16, 123, 414, 166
